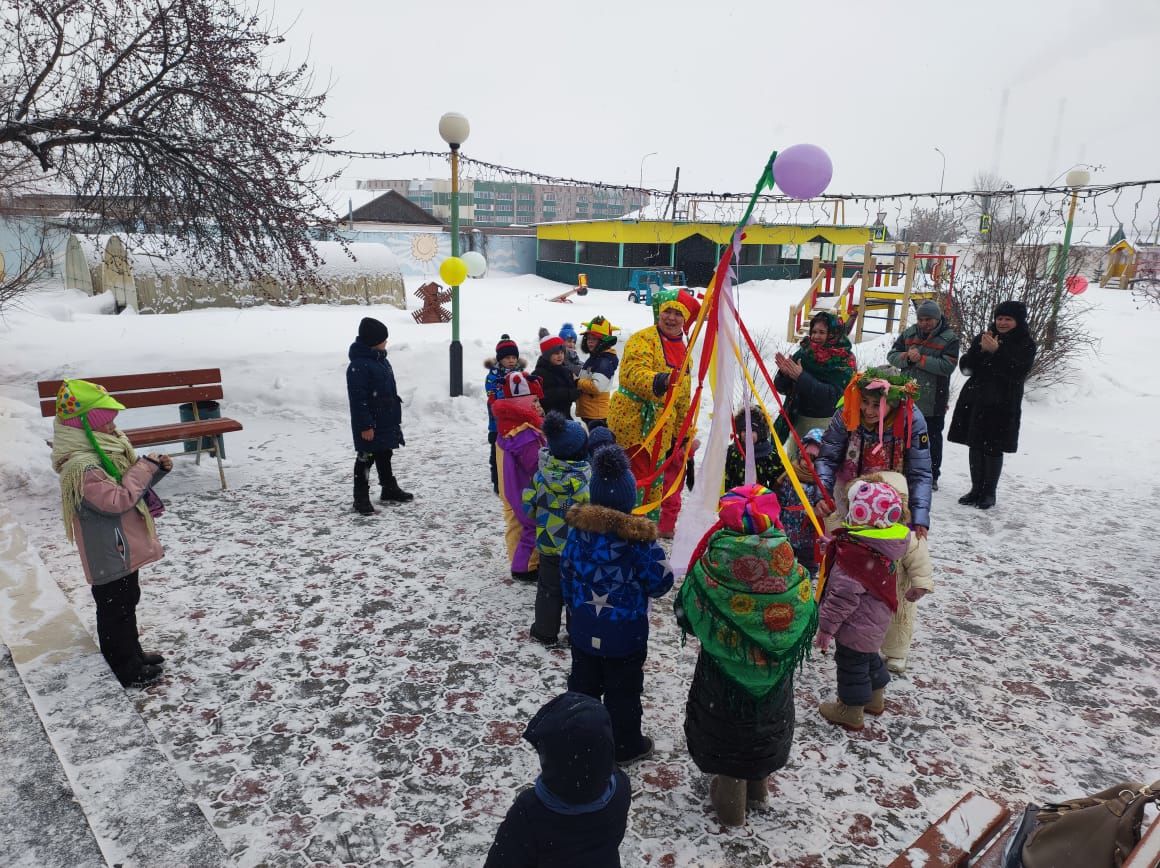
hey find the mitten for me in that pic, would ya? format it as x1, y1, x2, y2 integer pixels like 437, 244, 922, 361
651, 372, 670, 397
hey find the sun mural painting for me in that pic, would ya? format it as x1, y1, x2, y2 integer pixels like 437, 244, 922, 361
410, 234, 439, 271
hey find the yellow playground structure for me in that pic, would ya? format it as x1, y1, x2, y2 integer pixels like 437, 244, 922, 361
786, 242, 957, 342
1100, 239, 1136, 288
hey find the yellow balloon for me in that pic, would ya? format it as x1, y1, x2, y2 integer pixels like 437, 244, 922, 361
439, 256, 468, 286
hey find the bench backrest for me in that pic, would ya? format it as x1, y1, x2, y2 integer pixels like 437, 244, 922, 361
37, 369, 225, 418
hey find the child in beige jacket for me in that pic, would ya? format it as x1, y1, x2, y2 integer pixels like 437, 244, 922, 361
869, 471, 934, 673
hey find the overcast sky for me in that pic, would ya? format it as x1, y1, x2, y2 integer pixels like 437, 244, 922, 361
271, 0, 1159, 198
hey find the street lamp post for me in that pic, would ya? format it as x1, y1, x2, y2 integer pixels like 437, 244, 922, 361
439, 112, 470, 397
1046, 168, 1090, 350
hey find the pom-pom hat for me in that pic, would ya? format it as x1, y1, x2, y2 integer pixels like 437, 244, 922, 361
589, 445, 637, 513
558, 323, 578, 341
586, 425, 616, 455
495, 334, 519, 362
543, 411, 588, 461
501, 371, 544, 400
540, 335, 566, 355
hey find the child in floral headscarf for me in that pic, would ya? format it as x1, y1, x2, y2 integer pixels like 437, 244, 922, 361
51, 379, 171, 689
676, 484, 818, 827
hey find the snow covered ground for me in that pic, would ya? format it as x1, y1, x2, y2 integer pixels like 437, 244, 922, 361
0, 274, 1157, 866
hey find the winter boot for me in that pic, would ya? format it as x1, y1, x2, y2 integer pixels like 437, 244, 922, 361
885, 657, 907, 675
865, 688, 886, 716
819, 700, 865, 731
976, 453, 1004, 510
617, 736, 654, 765
380, 479, 414, 503
958, 447, 985, 505
121, 663, 164, 689
140, 650, 165, 666
746, 777, 769, 809
353, 457, 377, 515
709, 775, 747, 827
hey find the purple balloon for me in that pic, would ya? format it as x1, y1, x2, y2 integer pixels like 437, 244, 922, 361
773, 144, 833, 200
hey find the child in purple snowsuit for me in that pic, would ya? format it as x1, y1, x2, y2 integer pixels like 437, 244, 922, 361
494, 371, 547, 582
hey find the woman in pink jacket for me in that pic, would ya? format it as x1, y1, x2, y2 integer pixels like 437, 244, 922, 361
51, 379, 171, 688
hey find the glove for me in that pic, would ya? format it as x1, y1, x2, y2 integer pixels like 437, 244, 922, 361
652, 372, 670, 397
685, 458, 695, 491
814, 631, 832, 653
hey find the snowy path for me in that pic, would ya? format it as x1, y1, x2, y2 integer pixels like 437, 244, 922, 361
10, 413, 1160, 867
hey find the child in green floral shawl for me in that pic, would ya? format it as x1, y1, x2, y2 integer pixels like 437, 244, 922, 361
676, 484, 818, 827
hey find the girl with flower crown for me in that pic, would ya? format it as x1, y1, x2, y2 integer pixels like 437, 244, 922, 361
813, 367, 933, 538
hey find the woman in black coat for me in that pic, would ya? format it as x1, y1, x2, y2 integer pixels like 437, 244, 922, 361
947, 300, 1037, 510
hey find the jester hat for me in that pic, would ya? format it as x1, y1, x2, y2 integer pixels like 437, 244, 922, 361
580, 315, 620, 351
653, 288, 701, 331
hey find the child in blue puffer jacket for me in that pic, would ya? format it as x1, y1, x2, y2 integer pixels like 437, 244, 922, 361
524, 412, 591, 646
561, 444, 673, 764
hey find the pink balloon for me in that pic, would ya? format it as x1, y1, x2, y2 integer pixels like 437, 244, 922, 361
773, 144, 833, 200
1065, 274, 1089, 295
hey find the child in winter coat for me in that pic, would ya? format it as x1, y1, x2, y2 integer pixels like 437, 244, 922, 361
485, 334, 526, 494
676, 485, 817, 827
724, 408, 782, 490
535, 335, 580, 419
559, 322, 583, 377
51, 379, 171, 688
347, 317, 411, 515
576, 316, 621, 429
873, 471, 934, 674
562, 444, 674, 763
773, 428, 825, 574
524, 412, 591, 645
494, 371, 548, 582
814, 478, 931, 731
485, 691, 631, 868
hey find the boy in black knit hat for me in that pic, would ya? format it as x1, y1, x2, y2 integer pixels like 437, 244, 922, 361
561, 444, 674, 763
346, 317, 411, 515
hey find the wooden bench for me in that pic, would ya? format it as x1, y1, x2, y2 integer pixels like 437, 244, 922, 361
38, 369, 244, 490
891, 790, 1160, 868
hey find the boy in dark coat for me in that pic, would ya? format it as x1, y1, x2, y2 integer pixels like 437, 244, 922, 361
485, 691, 631, 868
561, 445, 674, 763
346, 317, 411, 515
534, 335, 580, 418
948, 300, 1037, 510
887, 299, 960, 489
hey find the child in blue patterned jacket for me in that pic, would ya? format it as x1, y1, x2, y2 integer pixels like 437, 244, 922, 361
561, 444, 674, 764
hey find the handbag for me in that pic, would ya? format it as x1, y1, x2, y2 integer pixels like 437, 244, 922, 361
143, 487, 165, 518
1013, 780, 1160, 868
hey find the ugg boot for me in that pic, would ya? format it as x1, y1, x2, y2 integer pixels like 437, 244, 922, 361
865, 688, 886, 716
958, 447, 985, 505
819, 700, 865, 731
885, 657, 907, 675
709, 775, 747, 826
746, 777, 769, 808
976, 453, 1004, 510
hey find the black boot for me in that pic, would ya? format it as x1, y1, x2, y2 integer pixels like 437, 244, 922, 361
959, 447, 985, 505
353, 455, 377, 515
976, 453, 1004, 510
375, 451, 414, 503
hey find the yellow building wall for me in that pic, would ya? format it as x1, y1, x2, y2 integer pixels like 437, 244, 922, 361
536, 219, 871, 246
